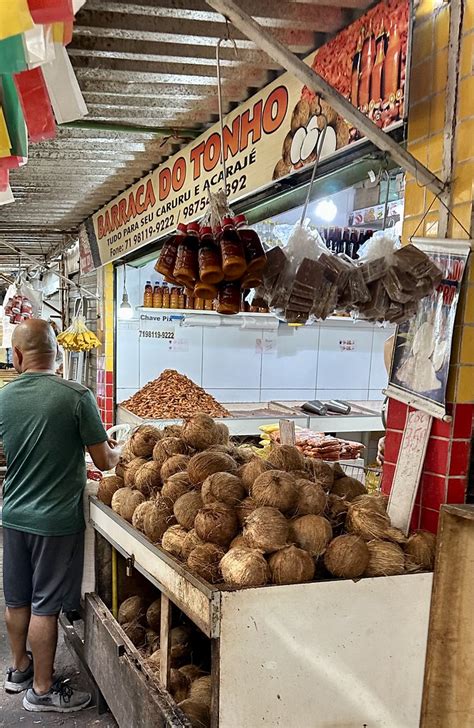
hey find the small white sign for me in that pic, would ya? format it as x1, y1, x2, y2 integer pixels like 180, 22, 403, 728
387, 409, 432, 534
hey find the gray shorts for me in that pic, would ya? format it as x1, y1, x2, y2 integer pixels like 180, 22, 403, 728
2, 527, 85, 616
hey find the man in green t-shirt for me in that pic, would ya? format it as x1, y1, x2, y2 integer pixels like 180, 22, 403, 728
0, 319, 120, 713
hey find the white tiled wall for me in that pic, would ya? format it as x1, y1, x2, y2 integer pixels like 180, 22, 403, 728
115, 264, 393, 405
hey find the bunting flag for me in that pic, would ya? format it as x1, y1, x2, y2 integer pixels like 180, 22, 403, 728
24, 24, 56, 68
72, 0, 86, 12
0, 185, 15, 205
42, 44, 88, 123
0, 35, 28, 74
0, 169, 9, 192
0, 75, 28, 159
27, 0, 74, 25
52, 21, 73, 45
15, 67, 56, 142
0, 109, 11, 157
0, 0, 34, 41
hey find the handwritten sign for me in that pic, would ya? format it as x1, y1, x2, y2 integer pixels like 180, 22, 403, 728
387, 409, 432, 534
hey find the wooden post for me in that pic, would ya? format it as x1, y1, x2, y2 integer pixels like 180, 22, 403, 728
420, 504, 474, 727
160, 594, 172, 690
279, 419, 296, 446
204, 0, 445, 196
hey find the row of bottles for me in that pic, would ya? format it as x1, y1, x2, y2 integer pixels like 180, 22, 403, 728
317, 227, 374, 259
143, 281, 269, 314
351, 21, 402, 111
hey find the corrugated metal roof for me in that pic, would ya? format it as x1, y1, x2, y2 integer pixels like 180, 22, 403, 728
0, 0, 372, 273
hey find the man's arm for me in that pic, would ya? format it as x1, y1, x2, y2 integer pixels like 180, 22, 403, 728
88, 439, 121, 472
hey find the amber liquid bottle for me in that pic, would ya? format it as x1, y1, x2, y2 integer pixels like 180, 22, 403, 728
383, 21, 401, 101
358, 27, 376, 109
371, 30, 386, 104
143, 281, 153, 308
351, 34, 363, 108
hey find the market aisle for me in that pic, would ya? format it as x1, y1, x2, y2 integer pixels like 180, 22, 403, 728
0, 531, 117, 728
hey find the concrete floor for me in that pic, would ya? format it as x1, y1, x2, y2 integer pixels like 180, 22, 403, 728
0, 530, 117, 728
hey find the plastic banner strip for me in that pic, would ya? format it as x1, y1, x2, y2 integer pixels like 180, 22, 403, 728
42, 44, 88, 123
24, 24, 56, 68
72, 0, 86, 12
0, 169, 9, 192
0, 108, 12, 158
27, 0, 74, 25
0, 0, 34, 42
0, 76, 28, 159
0, 185, 15, 206
15, 67, 56, 143
0, 35, 28, 74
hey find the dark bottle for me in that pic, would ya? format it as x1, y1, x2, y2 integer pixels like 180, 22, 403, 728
351, 33, 364, 108
155, 223, 186, 280
371, 27, 386, 104
219, 217, 247, 281
359, 26, 376, 109
198, 225, 224, 284
234, 214, 266, 274
342, 228, 351, 256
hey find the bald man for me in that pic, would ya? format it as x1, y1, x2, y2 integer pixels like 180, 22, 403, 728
0, 319, 120, 713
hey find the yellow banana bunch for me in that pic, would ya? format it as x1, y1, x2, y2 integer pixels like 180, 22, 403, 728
57, 315, 102, 352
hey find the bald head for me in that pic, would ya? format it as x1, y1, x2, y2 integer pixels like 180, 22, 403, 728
12, 319, 57, 374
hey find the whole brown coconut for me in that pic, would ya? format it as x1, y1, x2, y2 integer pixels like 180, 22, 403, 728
220, 547, 269, 588
236, 496, 257, 527
404, 530, 436, 570
215, 423, 229, 445
240, 458, 273, 493
148, 644, 191, 670
331, 476, 367, 501
115, 462, 125, 479
97, 475, 123, 506
290, 515, 333, 557
332, 462, 346, 479
178, 699, 210, 728
307, 459, 335, 488
163, 425, 183, 438
188, 451, 237, 485
146, 599, 162, 632
346, 502, 407, 543
111, 486, 132, 516
189, 675, 212, 707
121, 489, 146, 522
251, 470, 297, 514
182, 413, 220, 451
153, 437, 187, 468
244, 506, 289, 553
325, 494, 349, 526
194, 502, 239, 547
121, 439, 134, 464
135, 461, 162, 495
230, 534, 249, 549
169, 669, 190, 703
162, 472, 193, 504
269, 545, 315, 585
174, 491, 204, 531
161, 525, 188, 559
132, 500, 155, 532
365, 540, 405, 577
130, 425, 162, 458
201, 472, 245, 506
180, 665, 207, 683
124, 458, 148, 488
324, 534, 370, 578
118, 595, 146, 624
144, 497, 176, 542
267, 444, 305, 472
181, 529, 205, 560
294, 479, 327, 516
187, 543, 225, 583
123, 621, 146, 647
161, 454, 190, 482
351, 492, 388, 513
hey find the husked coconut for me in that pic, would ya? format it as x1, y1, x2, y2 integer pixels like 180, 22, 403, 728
174, 491, 203, 530
161, 525, 188, 559
97, 475, 123, 506
118, 595, 146, 624
220, 547, 269, 588
351, 492, 388, 512
331, 476, 367, 501
146, 599, 162, 632
161, 472, 193, 504
325, 494, 349, 526
144, 497, 176, 542
122, 621, 146, 647
124, 458, 147, 488
215, 423, 229, 445
268, 545, 315, 585
187, 543, 225, 584
267, 444, 305, 472
187, 451, 237, 485
115, 462, 125, 479
170, 625, 192, 647
235, 496, 257, 527
182, 413, 220, 450
178, 699, 210, 728
130, 425, 162, 458
290, 515, 333, 557
404, 530, 436, 570
230, 534, 249, 549
194, 502, 239, 547
132, 500, 155, 532
307, 459, 335, 488
161, 454, 190, 482
169, 669, 190, 702
346, 502, 406, 543
293, 479, 327, 516
181, 529, 205, 560
365, 540, 405, 577
163, 424, 183, 438
121, 439, 134, 463
121, 489, 145, 522
251, 470, 297, 514
153, 437, 187, 468
201, 472, 245, 506
135, 461, 162, 495
180, 665, 207, 682
324, 534, 370, 578
243, 507, 289, 553
189, 675, 212, 707
240, 458, 273, 492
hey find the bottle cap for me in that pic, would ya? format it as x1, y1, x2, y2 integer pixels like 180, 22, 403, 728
221, 216, 235, 230
199, 225, 213, 241
177, 223, 188, 235
187, 221, 200, 236
233, 214, 247, 228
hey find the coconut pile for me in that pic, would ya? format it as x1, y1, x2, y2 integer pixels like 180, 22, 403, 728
117, 593, 212, 727
98, 415, 436, 589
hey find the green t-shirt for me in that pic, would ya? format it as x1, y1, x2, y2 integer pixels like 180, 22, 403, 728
0, 373, 107, 536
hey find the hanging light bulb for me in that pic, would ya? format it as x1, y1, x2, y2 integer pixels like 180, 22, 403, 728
118, 265, 134, 320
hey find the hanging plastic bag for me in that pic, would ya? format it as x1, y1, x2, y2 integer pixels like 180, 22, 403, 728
27, 0, 74, 25
0, 184, 14, 206
42, 44, 88, 123
15, 67, 56, 143
0, 75, 28, 159
0, 0, 33, 41
24, 24, 56, 68
0, 109, 11, 158
0, 35, 28, 74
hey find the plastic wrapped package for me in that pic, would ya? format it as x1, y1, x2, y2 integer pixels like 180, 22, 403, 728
359, 279, 391, 321
27, 0, 74, 24
42, 44, 88, 124
15, 68, 56, 142
382, 266, 417, 303
24, 24, 56, 68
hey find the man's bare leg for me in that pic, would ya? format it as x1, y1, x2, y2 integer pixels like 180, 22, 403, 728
5, 606, 31, 671
28, 614, 57, 695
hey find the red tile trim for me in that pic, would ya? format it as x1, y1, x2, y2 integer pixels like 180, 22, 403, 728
419, 508, 440, 534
